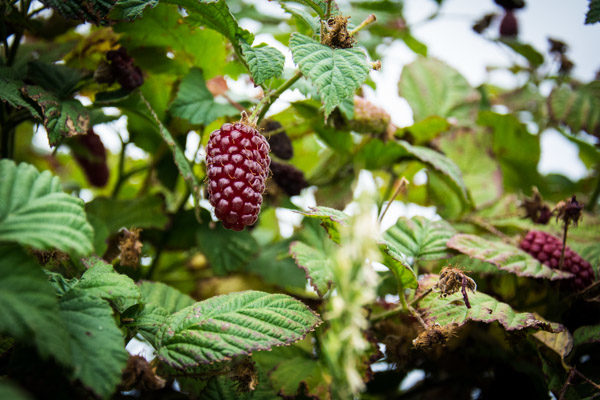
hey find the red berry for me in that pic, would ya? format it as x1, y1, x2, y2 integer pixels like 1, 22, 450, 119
206, 122, 270, 231
520, 230, 595, 290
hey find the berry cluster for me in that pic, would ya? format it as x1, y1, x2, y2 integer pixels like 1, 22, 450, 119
206, 123, 270, 231
520, 230, 594, 289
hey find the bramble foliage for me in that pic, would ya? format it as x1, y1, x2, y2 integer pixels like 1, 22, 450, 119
0, 0, 599, 399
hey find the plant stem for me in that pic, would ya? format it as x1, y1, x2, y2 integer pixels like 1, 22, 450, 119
111, 138, 128, 198
587, 169, 600, 212
325, 0, 333, 20
378, 177, 408, 223
559, 221, 569, 269
250, 70, 303, 125
349, 14, 376, 36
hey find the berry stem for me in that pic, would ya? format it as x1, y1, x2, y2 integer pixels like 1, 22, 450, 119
587, 169, 600, 212
559, 220, 569, 269
250, 70, 303, 125
377, 177, 408, 223
349, 14, 377, 36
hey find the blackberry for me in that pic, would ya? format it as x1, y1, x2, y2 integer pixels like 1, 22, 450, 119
105, 47, 144, 91
494, 0, 525, 10
499, 10, 518, 37
72, 129, 109, 187
206, 122, 270, 231
270, 161, 309, 196
261, 120, 293, 160
519, 230, 595, 289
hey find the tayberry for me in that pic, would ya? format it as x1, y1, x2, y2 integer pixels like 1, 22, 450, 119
206, 122, 270, 231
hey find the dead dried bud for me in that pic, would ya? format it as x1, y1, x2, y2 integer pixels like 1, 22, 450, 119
554, 196, 583, 227
31, 249, 69, 267
472, 13, 497, 34
520, 187, 551, 224
119, 228, 143, 268
412, 324, 458, 349
119, 355, 166, 392
323, 16, 355, 49
436, 267, 476, 308
229, 357, 258, 393
371, 60, 382, 70
548, 37, 568, 55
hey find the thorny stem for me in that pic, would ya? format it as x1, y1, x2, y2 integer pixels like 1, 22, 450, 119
408, 304, 428, 329
250, 71, 303, 125
410, 288, 433, 307
325, 0, 333, 20
349, 14, 377, 36
378, 177, 408, 223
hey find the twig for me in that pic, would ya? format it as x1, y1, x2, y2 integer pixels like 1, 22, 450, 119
573, 368, 600, 391
378, 177, 408, 223
349, 14, 376, 36
558, 368, 576, 400
410, 288, 433, 307
559, 220, 569, 269
250, 70, 303, 125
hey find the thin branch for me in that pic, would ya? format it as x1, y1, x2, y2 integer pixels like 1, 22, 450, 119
349, 14, 376, 36
250, 70, 303, 125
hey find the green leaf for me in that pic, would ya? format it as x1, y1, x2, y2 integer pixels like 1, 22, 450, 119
447, 234, 574, 280
298, 206, 349, 244
417, 274, 561, 332
380, 245, 418, 290
548, 83, 600, 137
59, 289, 129, 399
278, 0, 335, 17
76, 257, 141, 312
398, 57, 474, 122
111, 0, 158, 20
0, 160, 93, 256
281, 4, 320, 35
573, 324, 600, 347
125, 281, 195, 346
196, 216, 259, 275
499, 39, 544, 66
399, 116, 450, 144
42, 0, 116, 24
163, 0, 253, 53
354, 139, 409, 170
169, 68, 238, 125
396, 140, 472, 208
586, 0, 600, 24
290, 33, 370, 116
241, 42, 285, 86
437, 129, 503, 207
0, 379, 33, 400
21, 86, 89, 146
477, 111, 542, 193
0, 245, 71, 366
290, 241, 334, 296
383, 216, 456, 263
244, 240, 308, 289
156, 291, 321, 368
85, 195, 168, 234
0, 77, 39, 116
26, 61, 84, 99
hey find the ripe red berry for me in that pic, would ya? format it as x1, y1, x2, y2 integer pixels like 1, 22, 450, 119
206, 122, 270, 231
519, 230, 595, 289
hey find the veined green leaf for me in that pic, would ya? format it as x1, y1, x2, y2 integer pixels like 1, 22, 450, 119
0, 76, 39, 116
278, 0, 338, 17
0, 160, 93, 256
499, 39, 544, 66
549, 82, 600, 137
380, 245, 418, 290
396, 141, 472, 208
111, 0, 158, 20
447, 234, 574, 280
85, 195, 168, 234
157, 291, 321, 368
573, 324, 600, 347
59, 289, 129, 399
383, 216, 456, 263
398, 57, 475, 122
586, 0, 600, 24
241, 42, 285, 86
290, 241, 334, 296
124, 281, 195, 346
163, 0, 253, 54
290, 33, 370, 116
0, 245, 71, 366
42, 0, 116, 24
533, 329, 573, 360
169, 68, 238, 125
298, 206, 349, 244
417, 274, 561, 332
21, 85, 89, 146
77, 257, 141, 312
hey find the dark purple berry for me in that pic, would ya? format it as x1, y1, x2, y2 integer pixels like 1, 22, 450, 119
72, 129, 109, 187
262, 120, 293, 160
520, 230, 595, 290
106, 47, 144, 91
206, 122, 270, 231
270, 161, 309, 196
499, 10, 519, 37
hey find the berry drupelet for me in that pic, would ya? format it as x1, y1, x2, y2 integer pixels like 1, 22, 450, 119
206, 122, 270, 231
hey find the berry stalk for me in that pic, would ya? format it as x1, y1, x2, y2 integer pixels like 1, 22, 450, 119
251, 71, 303, 125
